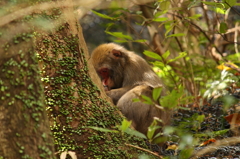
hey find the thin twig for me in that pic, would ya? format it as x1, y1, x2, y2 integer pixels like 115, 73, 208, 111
125, 143, 163, 158
224, 63, 240, 73
191, 137, 240, 159
234, 22, 239, 53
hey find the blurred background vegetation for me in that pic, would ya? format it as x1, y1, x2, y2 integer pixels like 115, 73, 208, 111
80, 0, 240, 107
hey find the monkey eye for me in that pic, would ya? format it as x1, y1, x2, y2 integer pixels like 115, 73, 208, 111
112, 49, 122, 58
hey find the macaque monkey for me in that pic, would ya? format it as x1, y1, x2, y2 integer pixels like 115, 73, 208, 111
91, 43, 170, 135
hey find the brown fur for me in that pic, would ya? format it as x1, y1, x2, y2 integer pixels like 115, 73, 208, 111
91, 43, 170, 135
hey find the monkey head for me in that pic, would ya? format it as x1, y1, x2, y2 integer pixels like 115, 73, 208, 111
91, 43, 129, 91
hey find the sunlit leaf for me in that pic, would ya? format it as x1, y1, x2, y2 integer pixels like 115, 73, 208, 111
152, 87, 163, 101
167, 33, 185, 38
168, 52, 187, 63
133, 39, 147, 43
106, 31, 133, 40
154, 10, 167, 17
153, 17, 168, 22
162, 50, 170, 60
120, 119, 132, 131
188, 14, 202, 20
215, 7, 226, 14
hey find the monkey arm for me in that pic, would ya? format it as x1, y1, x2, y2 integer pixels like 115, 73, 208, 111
106, 86, 135, 105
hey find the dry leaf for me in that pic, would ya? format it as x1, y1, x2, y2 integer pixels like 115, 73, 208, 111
166, 144, 178, 150
217, 62, 238, 71
224, 113, 240, 126
199, 139, 216, 146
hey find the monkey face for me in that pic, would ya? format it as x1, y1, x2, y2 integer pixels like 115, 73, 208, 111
97, 67, 114, 91
91, 43, 127, 90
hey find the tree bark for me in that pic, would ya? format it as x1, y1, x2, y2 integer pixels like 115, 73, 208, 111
36, 1, 148, 158
0, 2, 55, 159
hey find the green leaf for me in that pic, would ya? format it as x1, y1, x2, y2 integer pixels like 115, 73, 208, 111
119, 119, 132, 131
167, 52, 187, 63
188, 14, 202, 20
160, 86, 184, 108
202, 1, 218, 6
114, 39, 128, 43
196, 114, 205, 123
141, 95, 153, 105
147, 119, 161, 140
179, 148, 194, 159
162, 50, 170, 60
106, 31, 133, 40
152, 87, 163, 101
160, 0, 171, 10
215, 7, 226, 14
163, 126, 176, 135
143, 50, 162, 60
195, 129, 229, 138
92, 10, 115, 20
89, 127, 118, 133
152, 17, 168, 22
133, 39, 147, 43
132, 98, 141, 102
154, 10, 167, 18
152, 135, 167, 144
219, 22, 228, 33
224, 0, 237, 7
151, 61, 165, 67
125, 128, 146, 139
167, 33, 185, 38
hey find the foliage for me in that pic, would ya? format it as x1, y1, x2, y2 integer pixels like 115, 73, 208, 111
89, 0, 240, 158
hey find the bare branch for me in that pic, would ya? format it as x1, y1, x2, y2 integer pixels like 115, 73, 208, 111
0, 0, 101, 27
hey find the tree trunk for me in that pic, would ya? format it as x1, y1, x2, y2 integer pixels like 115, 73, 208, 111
36, 1, 148, 159
0, 1, 55, 159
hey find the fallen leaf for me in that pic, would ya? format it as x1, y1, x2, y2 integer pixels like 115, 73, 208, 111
217, 62, 238, 71
224, 113, 240, 126
199, 139, 216, 146
166, 144, 178, 150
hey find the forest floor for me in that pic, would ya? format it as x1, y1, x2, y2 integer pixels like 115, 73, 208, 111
149, 91, 240, 159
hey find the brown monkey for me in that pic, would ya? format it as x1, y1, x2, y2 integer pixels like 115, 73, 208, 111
91, 43, 170, 135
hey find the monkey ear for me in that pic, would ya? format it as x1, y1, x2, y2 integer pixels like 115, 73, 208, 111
111, 49, 122, 59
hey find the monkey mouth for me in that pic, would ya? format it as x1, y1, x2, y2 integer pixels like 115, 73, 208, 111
103, 78, 110, 91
